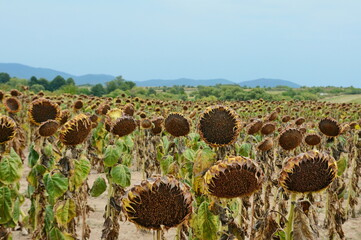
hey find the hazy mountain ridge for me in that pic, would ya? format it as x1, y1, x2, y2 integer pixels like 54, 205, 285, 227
0, 63, 300, 88
0, 63, 114, 85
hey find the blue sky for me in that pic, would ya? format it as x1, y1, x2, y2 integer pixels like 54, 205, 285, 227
0, 0, 360, 86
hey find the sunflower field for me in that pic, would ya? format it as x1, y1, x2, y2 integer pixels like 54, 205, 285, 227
0, 88, 360, 240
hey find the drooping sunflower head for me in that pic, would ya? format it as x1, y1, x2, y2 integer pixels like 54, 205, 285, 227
204, 156, 264, 198
247, 119, 263, 135
73, 100, 83, 110
257, 137, 274, 152
165, 113, 190, 137
0, 115, 16, 144
59, 110, 71, 125
141, 119, 152, 129
59, 114, 92, 145
4, 97, 21, 113
28, 98, 61, 125
304, 133, 321, 146
278, 128, 303, 150
261, 122, 276, 135
318, 117, 341, 137
198, 105, 241, 147
122, 175, 193, 230
123, 103, 135, 116
0, 91, 4, 101
38, 120, 59, 137
111, 116, 137, 137
151, 116, 164, 135
279, 150, 337, 193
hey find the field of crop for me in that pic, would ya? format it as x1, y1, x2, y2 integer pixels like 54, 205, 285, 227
1, 89, 361, 240
321, 94, 361, 104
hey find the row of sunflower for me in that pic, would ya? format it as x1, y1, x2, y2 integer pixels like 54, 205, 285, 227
0, 88, 360, 239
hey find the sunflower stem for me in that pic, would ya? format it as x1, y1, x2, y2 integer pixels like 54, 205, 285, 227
285, 193, 297, 240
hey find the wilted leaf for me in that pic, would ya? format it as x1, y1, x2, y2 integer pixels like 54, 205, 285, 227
337, 153, 348, 176
293, 202, 318, 240
54, 199, 76, 228
90, 177, 107, 197
193, 148, 216, 176
49, 227, 65, 240
192, 201, 220, 240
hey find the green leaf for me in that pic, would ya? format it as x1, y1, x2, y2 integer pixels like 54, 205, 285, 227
54, 199, 76, 227
160, 155, 173, 175
90, 177, 107, 197
12, 198, 20, 223
44, 173, 68, 205
0, 186, 12, 224
45, 205, 55, 234
237, 143, 252, 157
337, 153, 348, 176
192, 201, 220, 240
28, 144, 39, 167
110, 164, 131, 188
193, 148, 216, 176
183, 149, 196, 161
70, 158, 91, 190
123, 135, 134, 150
44, 143, 54, 157
49, 227, 65, 240
0, 149, 23, 185
104, 145, 121, 167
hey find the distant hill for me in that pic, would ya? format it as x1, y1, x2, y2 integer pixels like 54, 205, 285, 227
0, 63, 301, 88
0, 63, 115, 85
239, 78, 300, 88
134, 78, 236, 87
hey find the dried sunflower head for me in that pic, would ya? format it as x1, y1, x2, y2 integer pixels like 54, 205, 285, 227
59, 110, 71, 125
278, 128, 302, 151
122, 175, 193, 230
28, 98, 61, 125
247, 119, 263, 135
73, 100, 83, 110
257, 137, 274, 152
0, 115, 16, 144
38, 120, 59, 137
198, 105, 241, 147
123, 103, 135, 116
304, 133, 321, 146
261, 122, 276, 135
151, 117, 164, 135
279, 150, 337, 193
204, 156, 264, 198
111, 116, 137, 137
141, 119, 152, 129
4, 97, 21, 113
59, 114, 92, 145
0, 91, 4, 101
318, 117, 341, 137
165, 113, 190, 137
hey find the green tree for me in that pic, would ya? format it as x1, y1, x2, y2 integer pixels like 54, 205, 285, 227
106, 76, 136, 93
66, 78, 75, 85
91, 84, 106, 97
30, 84, 45, 92
29, 76, 39, 86
50, 76, 66, 91
37, 78, 50, 90
0, 72, 10, 83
